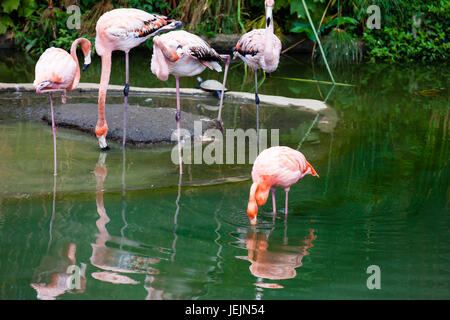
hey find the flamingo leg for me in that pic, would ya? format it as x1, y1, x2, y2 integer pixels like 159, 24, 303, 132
175, 76, 183, 175
39, 89, 66, 104
271, 188, 276, 214
284, 187, 290, 214
254, 70, 260, 152
217, 54, 230, 131
123, 51, 130, 148
49, 92, 57, 176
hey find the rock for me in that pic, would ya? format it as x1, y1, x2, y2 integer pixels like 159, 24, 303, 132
206, 34, 242, 51
0, 83, 338, 137
41, 103, 218, 146
205, 34, 315, 54
226, 91, 328, 112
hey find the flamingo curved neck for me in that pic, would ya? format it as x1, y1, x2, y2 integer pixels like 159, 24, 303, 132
69, 39, 82, 90
98, 51, 112, 125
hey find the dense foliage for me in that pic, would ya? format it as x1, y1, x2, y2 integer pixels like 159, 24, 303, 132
0, 0, 448, 64
362, 0, 449, 63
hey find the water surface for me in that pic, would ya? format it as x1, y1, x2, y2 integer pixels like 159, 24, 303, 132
0, 50, 448, 299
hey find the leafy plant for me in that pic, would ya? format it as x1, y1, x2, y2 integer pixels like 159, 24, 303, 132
0, 0, 447, 64
362, 0, 449, 63
321, 28, 362, 66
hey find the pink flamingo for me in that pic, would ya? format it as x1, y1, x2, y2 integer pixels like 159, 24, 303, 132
247, 146, 319, 225
34, 38, 92, 175
232, 0, 282, 146
151, 30, 230, 175
95, 8, 182, 150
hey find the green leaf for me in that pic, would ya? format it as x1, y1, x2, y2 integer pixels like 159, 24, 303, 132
0, 15, 14, 34
1, 0, 20, 13
25, 37, 37, 52
326, 17, 359, 28
290, 0, 306, 18
290, 23, 316, 41
18, 0, 37, 18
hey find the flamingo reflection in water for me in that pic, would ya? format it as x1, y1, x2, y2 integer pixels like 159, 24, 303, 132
30, 173, 87, 299
144, 173, 205, 300
238, 228, 316, 289
144, 173, 228, 300
90, 152, 160, 285
90, 154, 217, 299
30, 243, 87, 300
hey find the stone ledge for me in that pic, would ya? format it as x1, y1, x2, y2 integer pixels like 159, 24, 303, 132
0, 82, 330, 113
41, 103, 217, 146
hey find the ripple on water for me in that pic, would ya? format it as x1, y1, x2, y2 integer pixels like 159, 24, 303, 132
218, 208, 277, 230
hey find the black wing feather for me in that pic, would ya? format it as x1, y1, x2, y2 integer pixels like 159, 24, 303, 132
189, 46, 222, 62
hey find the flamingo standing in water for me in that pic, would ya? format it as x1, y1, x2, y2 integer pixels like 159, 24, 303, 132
232, 0, 282, 147
34, 38, 92, 175
151, 30, 230, 175
95, 8, 182, 150
247, 146, 319, 225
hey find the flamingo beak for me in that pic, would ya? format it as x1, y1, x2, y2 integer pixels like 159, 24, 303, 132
152, 20, 183, 36
174, 21, 183, 29
83, 50, 91, 72
98, 135, 109, 150
250, 218, 257, 225
231, 47, 239, 59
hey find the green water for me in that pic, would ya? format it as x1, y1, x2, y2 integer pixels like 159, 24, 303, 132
0, 50, 448, 300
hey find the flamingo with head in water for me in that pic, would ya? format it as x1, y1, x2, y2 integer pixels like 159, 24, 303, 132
247, 146, 319, 225
151, 30, 230, 175
33, 37, 92, 175
95, 8, 182, 150
232, 0, 282, 146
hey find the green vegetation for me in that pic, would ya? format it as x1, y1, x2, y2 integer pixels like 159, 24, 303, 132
362, 0, 449, 63
0, 0, 448, 64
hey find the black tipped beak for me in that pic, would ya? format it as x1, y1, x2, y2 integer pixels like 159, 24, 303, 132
82, 64, 90, 72
174, 21, 183, 29
231, 47, 236, 53
100, 146, 110, 151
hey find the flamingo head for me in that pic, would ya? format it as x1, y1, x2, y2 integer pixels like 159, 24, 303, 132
265, 0, 274, 27
247, 199, 258, 225
247, 182, 259, 225
247, 179, 271, 225
265, 0, 275, 8
80, 38, 92, 71
35, 81, 51, 94
95, 123, 109, 150
306, 162, 319, 178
